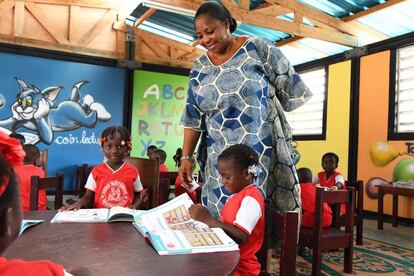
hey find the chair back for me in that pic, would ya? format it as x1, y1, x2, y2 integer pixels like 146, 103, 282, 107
315, 187, 355, 237
75, 164, 95, 197
125, 157, 160, 208
159, 171, 178, 204
299, 187, 355, 275
345, 180, 363, 216
30, 173, 64, 210
39, 149, 48, 174
257, 200, 298, 276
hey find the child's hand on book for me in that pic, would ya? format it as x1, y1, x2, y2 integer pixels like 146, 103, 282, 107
188, 204, 212, 225
59, 201, 82, 212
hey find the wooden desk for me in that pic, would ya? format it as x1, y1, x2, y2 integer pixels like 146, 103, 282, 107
377, 183, 414, 229
4, 211, 239, 276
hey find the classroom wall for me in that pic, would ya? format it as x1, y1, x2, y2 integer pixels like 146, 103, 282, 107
358, 51, 414, 218
0, 51, 125, 191
296, 61, 351, 179
130, 70, 188, 170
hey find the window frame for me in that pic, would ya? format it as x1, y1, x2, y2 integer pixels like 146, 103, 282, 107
388, 45, 414, 140
290, 65, 328, 141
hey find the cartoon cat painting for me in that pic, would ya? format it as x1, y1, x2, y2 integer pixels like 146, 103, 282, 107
0, 78, 111, 144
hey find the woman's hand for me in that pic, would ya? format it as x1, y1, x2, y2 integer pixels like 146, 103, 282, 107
179, 159, 194, 190
59, 201, 81, 212
188, 204, 212, 225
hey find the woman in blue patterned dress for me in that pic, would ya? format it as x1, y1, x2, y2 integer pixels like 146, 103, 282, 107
179, 1, 312, 218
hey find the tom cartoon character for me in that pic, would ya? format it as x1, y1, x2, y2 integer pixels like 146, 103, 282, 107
0, 78, 111, 144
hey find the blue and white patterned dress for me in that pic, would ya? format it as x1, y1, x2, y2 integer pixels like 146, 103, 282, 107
180, 37, 312, 218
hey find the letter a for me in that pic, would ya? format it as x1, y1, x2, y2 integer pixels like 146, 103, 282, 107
143, 84, 159, 100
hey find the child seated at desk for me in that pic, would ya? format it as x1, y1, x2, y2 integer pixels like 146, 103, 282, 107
0, 131, 71, 275
314, 152, 345, 191
298, 167, 332, 228
61, 126, 143, 210
189, 144, 264, 276
14, 144, 46, 211
314, 152, 346, 215
152, 149, 169, 172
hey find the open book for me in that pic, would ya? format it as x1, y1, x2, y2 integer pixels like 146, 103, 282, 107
51, 207, 146, 223
20, 220, 44, 235
133, 193, 239, 255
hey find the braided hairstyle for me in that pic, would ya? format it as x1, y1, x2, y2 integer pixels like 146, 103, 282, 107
100, 126, 132, 152
195, 1, 238, 33
218, 144, 258, 171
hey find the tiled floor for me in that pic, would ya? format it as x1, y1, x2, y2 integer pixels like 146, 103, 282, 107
363, 217, 414, 250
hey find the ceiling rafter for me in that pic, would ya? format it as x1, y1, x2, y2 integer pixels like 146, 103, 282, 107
239, 0, 250, 10
145, 0, 357, 47
250, 2, 291, 17
133, 7, 156, 28
0, 0, 14, 17
23, 0, 139, 10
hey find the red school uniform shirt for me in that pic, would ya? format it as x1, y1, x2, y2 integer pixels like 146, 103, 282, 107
14, 164, 46, 211
220, 184, 265, 276
315, 171, 346, 215
300, 183, 332, 228
0, 257, 67, 276
159, 163, 169, 173
85, 162, 143, 208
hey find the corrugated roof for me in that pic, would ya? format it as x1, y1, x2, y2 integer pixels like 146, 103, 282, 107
128, 0, 414, 65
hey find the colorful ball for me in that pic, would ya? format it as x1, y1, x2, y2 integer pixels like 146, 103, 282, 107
392, 158, 414, 182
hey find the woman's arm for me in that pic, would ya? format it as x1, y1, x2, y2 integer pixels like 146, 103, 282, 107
189, 204, 248, 244
179, 128, 201, 188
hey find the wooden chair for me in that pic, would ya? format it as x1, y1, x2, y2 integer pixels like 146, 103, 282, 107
333, 180, 364, 245
30, 174, 64, 211
125, 157, 161, 209
299, 187, 355, 276
257, 201, 298, 276
75, 164, 95, 197
38, 149, 48, 174
159, 171, 179, 204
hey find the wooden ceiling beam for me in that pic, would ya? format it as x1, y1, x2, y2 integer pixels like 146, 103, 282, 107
77, 9, 117, 46
239, 0, 250, 10
343, 0, 406, 22
24, 0, 139, 10
14, 0, 25, 36
266, 0, 358, 36
145, 0, 357, 47
0, 0, 14, 17
251, 2, 291, 17
133, 7, 156, 28
26, 2, 69, 43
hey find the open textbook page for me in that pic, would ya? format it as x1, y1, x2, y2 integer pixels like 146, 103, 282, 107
133, 193, 239, 255
51, 208, 146, 223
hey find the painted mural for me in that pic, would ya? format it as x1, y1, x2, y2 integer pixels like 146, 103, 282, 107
130, 70, 188, 170
0, 51, 125, 190
0, 78, 110, 145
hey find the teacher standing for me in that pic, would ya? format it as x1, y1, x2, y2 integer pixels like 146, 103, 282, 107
179, 1, 312, 218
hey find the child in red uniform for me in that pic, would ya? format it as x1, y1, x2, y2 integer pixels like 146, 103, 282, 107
14, 144, 46, 211
298, 167, 332, 228
189, 144, 264, 276
61, 126, 143, 210
314, 152, 345, 191
152, 149, 169, 172
314, 152, 346, 214
0, 131, 71, 275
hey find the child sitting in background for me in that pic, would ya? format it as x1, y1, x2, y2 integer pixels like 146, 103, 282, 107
146, 145, 157, 159
314, 152, 345, 191
61, 126, 143, 210
314, 152, 346, 215
298, 167, 332, 228
152, 149, 169, 172
14, 144, 46, 211
0, 131, 72, 275
189, 144, 264, 276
